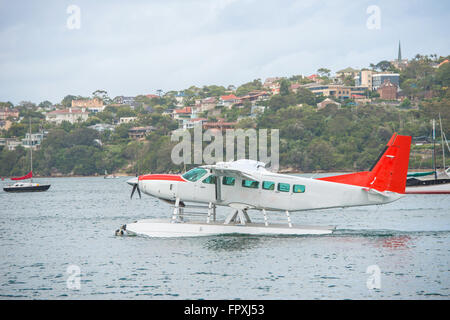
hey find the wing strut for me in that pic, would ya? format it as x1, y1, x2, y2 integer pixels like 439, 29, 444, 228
215, 176, 222, 202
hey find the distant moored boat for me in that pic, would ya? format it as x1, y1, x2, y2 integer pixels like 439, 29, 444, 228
104, 170, 119, 179
405, 117, 450, 194
3, 118, 51, 193
3, 177, 51, 193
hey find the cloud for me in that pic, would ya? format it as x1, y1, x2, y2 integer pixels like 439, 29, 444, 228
0, 0, 449, 104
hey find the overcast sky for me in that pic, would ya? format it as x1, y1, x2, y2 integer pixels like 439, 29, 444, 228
0, 0, 449, 104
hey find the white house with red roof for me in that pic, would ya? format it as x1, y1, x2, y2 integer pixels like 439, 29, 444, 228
238, 90, 269, 105
182, 117, 208, 130
218, 94, 239, 108
307, 74, 322, 83
263, 77, 281, 95
173, 106, 194, 124
173, 106, 192, 116
45, 108, 89, 124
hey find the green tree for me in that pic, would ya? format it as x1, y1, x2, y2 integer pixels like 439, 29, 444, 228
116, 106, 137, 118
61, 95, 78, 108
5, 123, 27, 138
295, 88, 316, 105
317, 68, 331, 78
436, 62, 450, 87
279, 79, 290, 96
236, 79, 263, 96
92, 89, 110, 103
399, 98, 411, 108
0, 101, 14, 108
38, 100, 53, 109
375, 60, 393, 72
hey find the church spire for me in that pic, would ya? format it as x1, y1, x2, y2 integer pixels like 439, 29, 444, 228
398, 41, 402, 61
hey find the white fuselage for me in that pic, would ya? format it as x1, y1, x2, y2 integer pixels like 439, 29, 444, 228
138, 171, 403, 212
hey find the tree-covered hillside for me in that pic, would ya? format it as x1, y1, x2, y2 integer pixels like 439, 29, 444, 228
0, 54, 449, 176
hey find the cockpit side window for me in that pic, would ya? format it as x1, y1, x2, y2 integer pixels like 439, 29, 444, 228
202, 175, 217, 184
182, 168, 208, 182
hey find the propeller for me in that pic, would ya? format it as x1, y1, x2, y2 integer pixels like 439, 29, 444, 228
130, 184, 141, 199
127, 177, 141, 199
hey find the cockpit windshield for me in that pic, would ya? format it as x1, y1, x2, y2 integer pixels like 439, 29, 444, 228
182, 167, 208, 182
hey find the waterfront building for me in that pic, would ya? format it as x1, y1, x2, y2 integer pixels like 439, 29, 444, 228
303, 84, 366, 99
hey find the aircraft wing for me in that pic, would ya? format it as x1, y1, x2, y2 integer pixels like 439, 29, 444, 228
201, 165, 259, 180
201, 159, 267, 181
202, 160, 269, 202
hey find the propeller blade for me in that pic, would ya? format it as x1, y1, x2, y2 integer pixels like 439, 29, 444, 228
136, 185, 141, 199
130, 184, 137, 199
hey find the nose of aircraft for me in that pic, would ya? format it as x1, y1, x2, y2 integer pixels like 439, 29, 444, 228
127, 177, 141, 199
127, 177, 138, 186
128, 174, 184, 200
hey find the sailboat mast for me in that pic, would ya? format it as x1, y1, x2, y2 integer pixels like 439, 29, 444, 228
433, 119, 437, 180
439, 113, 446, 171
29, 117, 33, 183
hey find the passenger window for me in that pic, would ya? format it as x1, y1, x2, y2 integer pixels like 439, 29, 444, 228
262, 181, 275, 190
222, 176, 235, 186
202, 175, 217, 184
242, 180, 259, 189
278, 183, 290, 192
293, 184, 306, 193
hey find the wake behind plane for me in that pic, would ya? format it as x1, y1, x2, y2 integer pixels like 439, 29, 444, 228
117, 133, 412, 237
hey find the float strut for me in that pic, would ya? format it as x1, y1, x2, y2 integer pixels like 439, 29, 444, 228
224, 210, 238, 225
207, 202, 212, 224
263, 209, 269, 227
171, 198, 180, 223
286, 210, 292, 228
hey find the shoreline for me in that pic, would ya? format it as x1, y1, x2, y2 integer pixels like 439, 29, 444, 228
2, 168, 437, 179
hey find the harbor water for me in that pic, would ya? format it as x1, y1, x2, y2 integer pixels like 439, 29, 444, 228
0, 176, 449, 299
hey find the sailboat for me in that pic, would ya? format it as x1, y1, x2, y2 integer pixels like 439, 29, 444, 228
104, 170, 119, 179
405, 116, 450, 194
3, 119, 51, 193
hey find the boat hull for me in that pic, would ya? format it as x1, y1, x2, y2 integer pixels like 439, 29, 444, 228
405, 177, 450, 194
405, 183, 450, 194
3, 184, 51, 193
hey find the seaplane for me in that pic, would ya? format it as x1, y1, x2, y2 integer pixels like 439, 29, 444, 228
117, 133, 412, 237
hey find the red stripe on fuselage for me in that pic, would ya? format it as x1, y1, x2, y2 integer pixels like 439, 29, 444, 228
138, 174, 186, 182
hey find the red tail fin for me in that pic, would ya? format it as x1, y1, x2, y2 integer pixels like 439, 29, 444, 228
318, 133, 412, 194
